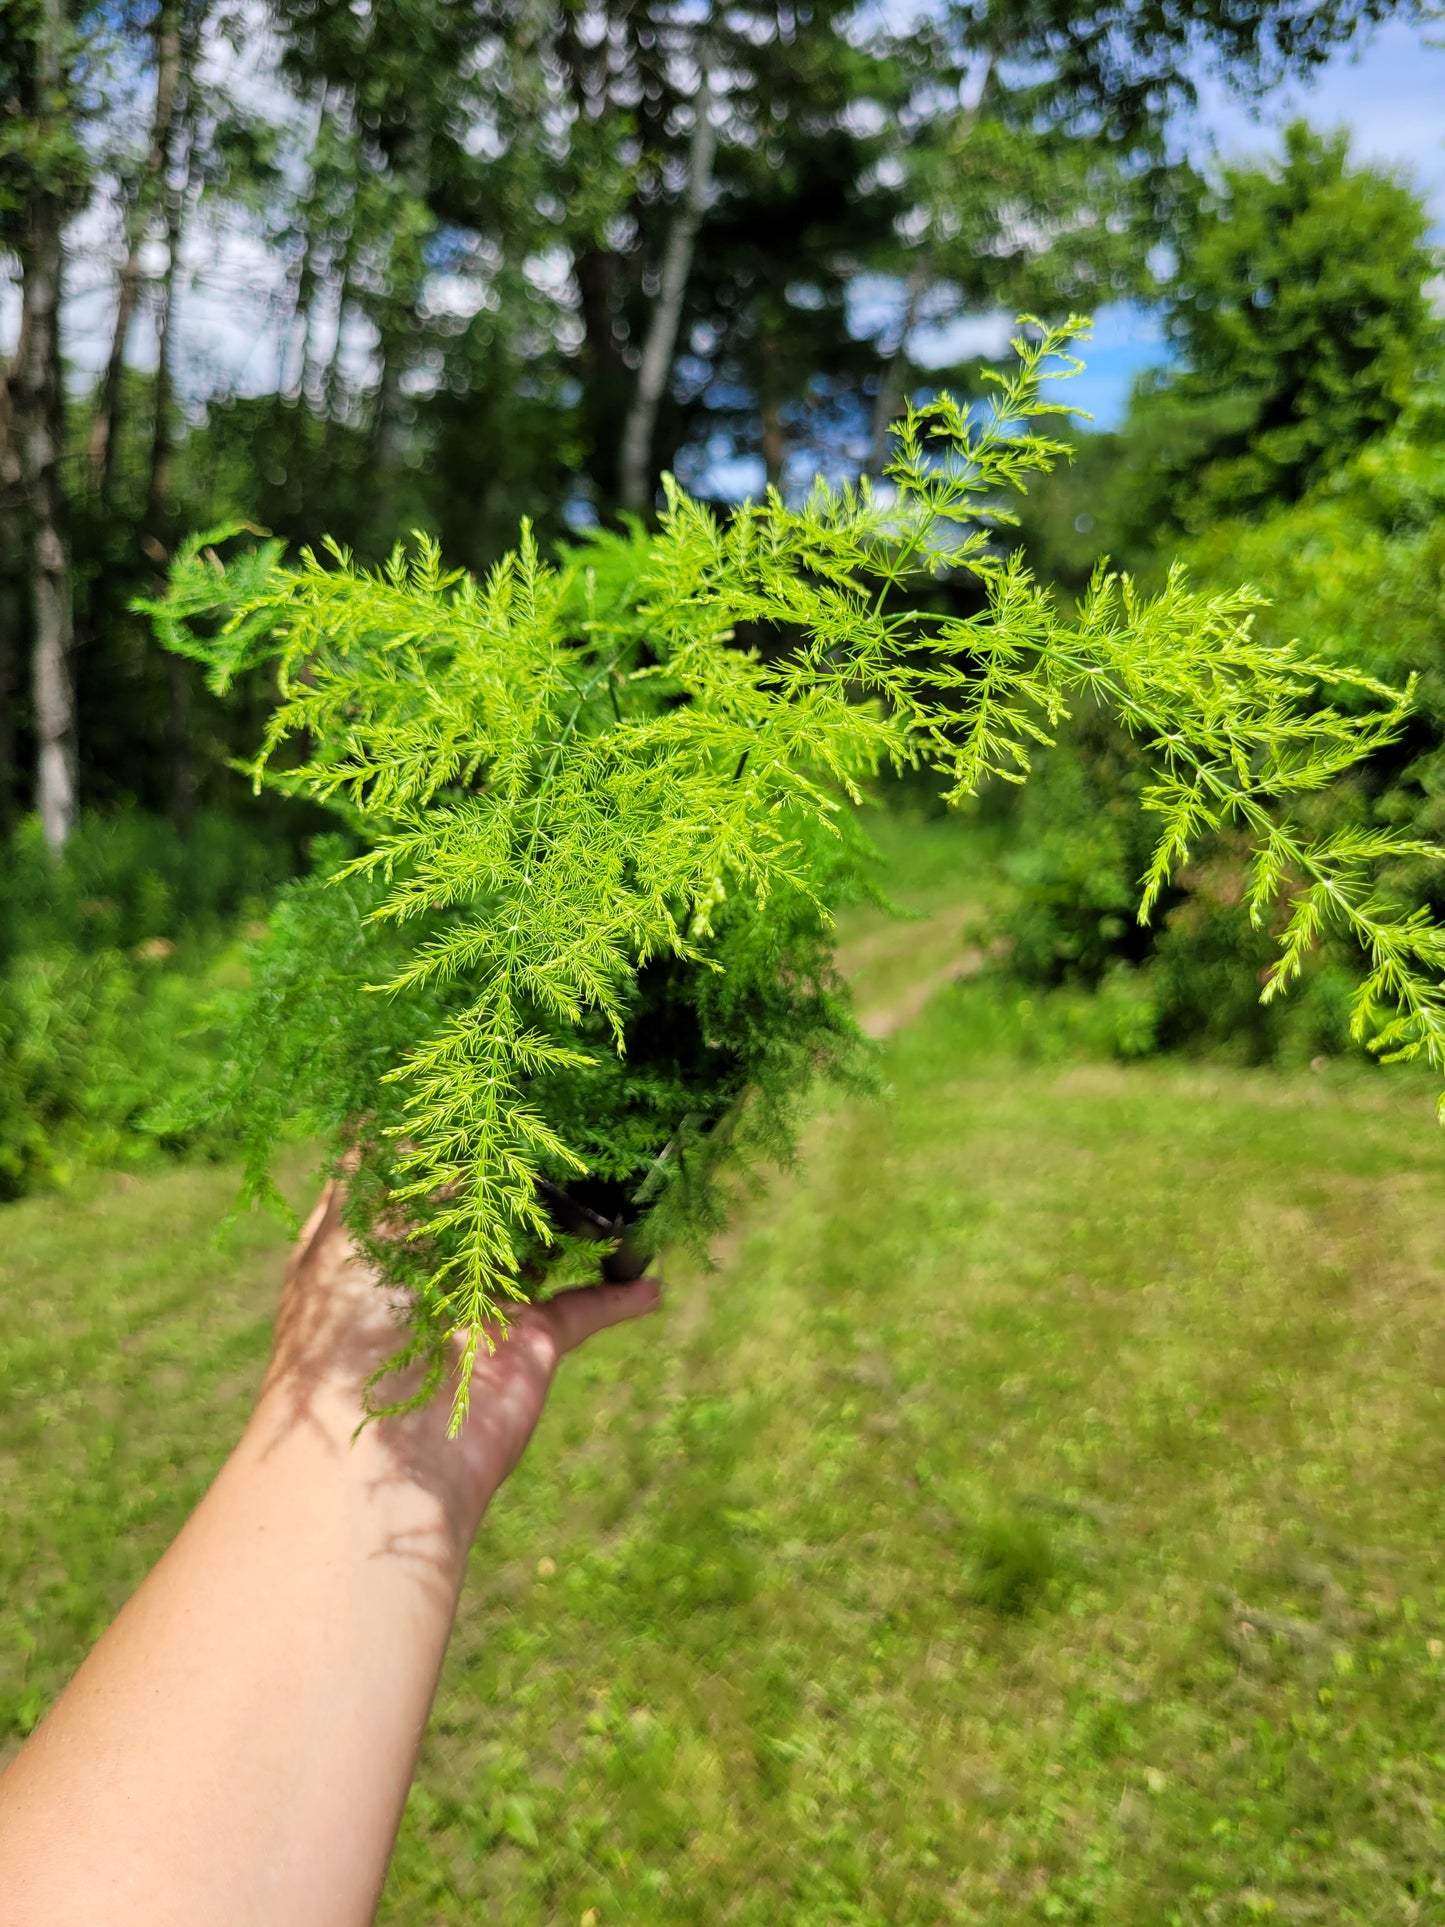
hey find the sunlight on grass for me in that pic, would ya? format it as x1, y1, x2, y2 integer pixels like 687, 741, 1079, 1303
3, 927, 1443, 1922
381, 997, 1444, 1924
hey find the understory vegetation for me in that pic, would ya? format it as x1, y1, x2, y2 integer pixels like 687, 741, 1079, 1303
0, 809, 297, 1199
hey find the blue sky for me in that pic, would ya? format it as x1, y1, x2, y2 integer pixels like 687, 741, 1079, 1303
1061, 17, 1445, 425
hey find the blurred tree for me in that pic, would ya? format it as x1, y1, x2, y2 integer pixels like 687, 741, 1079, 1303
190, 0, 1440, 544
87, 0, 183, 505
670, 6, 913, 497
1, 0, 282, 832
1120, 124, 1441, 534
263, 0, 912, 519
855, 0, 1434, 486
0, 0, 1435, 832
1186, 389, 1445, 896
1001, 131, 1445, 1071
0, 0, 90, 851
66, 0, 281, 826
963, 0, 1428, 129
617, 62, 716, 515
1022, 128, 1443, 582
861, 104, 1156, 477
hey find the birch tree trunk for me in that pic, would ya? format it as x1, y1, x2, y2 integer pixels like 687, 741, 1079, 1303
0, 314, 28, 834
759, 328, 785, 488
17, 0, 78, 854
617, 70, 716, 516
88, 0, 182, 501
142, 68, 196, 827
0, 590, 15, 835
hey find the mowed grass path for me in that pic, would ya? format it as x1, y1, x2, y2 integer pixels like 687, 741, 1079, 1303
4, 985, 1444, 1921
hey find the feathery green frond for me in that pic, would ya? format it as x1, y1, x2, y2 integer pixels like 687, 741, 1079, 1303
147, 319, 1445, 1428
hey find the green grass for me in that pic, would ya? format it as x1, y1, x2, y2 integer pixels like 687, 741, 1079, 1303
4, 844, 1445, 1922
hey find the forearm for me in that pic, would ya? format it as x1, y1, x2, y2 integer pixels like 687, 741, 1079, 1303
0, 1379, 496, 1927
0, 1177, 657, 1924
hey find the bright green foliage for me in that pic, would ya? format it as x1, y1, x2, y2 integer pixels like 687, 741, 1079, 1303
1002, 143, 1445, 1069
148, 322, 1445, 1426
994, 712, 1366, 1070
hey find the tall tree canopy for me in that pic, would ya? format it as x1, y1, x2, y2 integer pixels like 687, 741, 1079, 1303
0, 0, 1435, 834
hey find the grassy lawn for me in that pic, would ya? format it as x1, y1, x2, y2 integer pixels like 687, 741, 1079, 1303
3, 824, 1444, 1923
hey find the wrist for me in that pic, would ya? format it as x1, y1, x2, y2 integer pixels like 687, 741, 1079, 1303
245, 1373, 497, 1561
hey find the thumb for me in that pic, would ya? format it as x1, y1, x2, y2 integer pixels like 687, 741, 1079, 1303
541, 1274, 663, 1356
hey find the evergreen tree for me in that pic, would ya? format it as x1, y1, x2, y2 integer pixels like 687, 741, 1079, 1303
1123, 124, 1442, 532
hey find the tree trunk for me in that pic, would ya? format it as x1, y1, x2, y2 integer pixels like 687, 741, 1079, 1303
557, 3, 631, 505
868, 257, 929, 476
88, 0, 182, 501
868, 55, 993, 478
20, 237, 77, 857
0, 560, 18, 834
320, 218, 355, 432
572, 245, 628, 502
17, 0, 78, 854
371, 340, 409, 474
368, 111, 429, 477
0, 594, 16, 834
759, 330, 785, 488
145, 154, 183, 530
142, 58, 195, 828
0, 311, 29, 835
617, 68, 716, 516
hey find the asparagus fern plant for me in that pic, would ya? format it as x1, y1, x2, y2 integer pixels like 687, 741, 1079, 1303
145, 321, 1445, 1428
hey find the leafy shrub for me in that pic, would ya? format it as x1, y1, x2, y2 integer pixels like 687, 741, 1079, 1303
998, 384, 1445, 1067
995, 715, 1367, 1069
1187, 389, 1445, 891
0, 808, 295, 1199
0, 941, 238, 1199
0, 807, 293, 963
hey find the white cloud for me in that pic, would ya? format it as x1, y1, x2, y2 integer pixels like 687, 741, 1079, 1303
907, 309, 1015, 369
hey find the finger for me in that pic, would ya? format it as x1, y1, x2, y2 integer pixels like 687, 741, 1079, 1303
541, 1274, 663, 1356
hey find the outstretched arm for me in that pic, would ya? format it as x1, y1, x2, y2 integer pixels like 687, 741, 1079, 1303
0, 1182, 659, 1926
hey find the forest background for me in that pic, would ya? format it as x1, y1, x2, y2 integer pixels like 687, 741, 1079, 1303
2, 0, 1444, 1192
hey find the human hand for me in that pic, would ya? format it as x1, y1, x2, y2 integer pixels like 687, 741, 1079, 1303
257, 1178, 662, 1545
